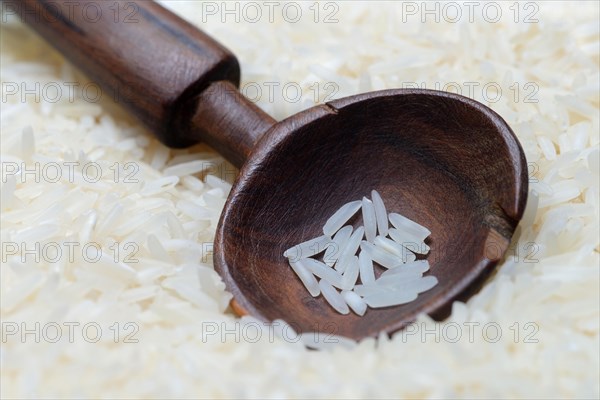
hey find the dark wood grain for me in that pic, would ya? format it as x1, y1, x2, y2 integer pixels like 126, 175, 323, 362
214, 89, 528, 340
187, 81, 277, 168
14, 0, 241, 148
18, 0, 529, 341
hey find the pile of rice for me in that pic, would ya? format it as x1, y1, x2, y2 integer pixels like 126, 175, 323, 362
1, 1, 598, 398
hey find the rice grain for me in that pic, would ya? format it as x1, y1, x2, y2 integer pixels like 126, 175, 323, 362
324, 225, 353, 266
319, 280, 350, 314
362, 197, 377, 242
289, 260, 321, 297
371, 190, 389, 236
284, 235, 331, 260
322, 200, 362, 236
358, 250, 376, 285
342, 290, 367, 316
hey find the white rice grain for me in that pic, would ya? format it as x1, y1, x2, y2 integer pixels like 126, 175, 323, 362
353, 284, 384, 297
299, 258, 344, 289
341, 255, 360, 290
323, 225, 353, 267
288, 260, 321, 297
119, 285, 160, 303
362, 197, 377, 242
375, 275, 438, 294
147, 234, 171, 263
334, 226, 364, 272
21, 126, 35, 160
318, 279, 349, 314
388, 228, 430, 255
388, 212, 431, 240
284, 235, 331, 261
373, 235, 408, 259
410, 275, 439, 293
0, 175, 16, 210
342, 290, 367, 316
371, 190, 389, 236
205, 174, 233, 193
380, 260, 430, 278
322, 200, 362, 236
78, 210, 97, 243
363, 289, 419, 308
162, 160, 209, 177
372, 272, 423, 288
360, 241, 404, 269
181, 175, 205, 192
95, 203, 124, 236
300, 331, 357, 350
140, 176, 180, 196
358, 250, 375, 285
150, 144, 169, 170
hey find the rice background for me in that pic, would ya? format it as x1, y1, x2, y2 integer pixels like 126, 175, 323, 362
1, 1, 599, 398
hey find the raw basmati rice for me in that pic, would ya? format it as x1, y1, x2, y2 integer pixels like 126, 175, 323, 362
299, 258, 345, 289
322, 200, 362, 236
341, 290, 367, 316
2, 1, 598, 397
363, 290, 419, 308
319, 279, 350, 315
380, 260, 430, 277
334, 226, 364, 272
358, 251, 376, 285
286, 192, 437, 315
340, 255, 360, 290
373, 235, 409, 259
360, 241, 405, 269
389, 212, 431, 240
288, 260, 320, 297
371, 272, 425, 289
353, 284, 383, 297
388, 228, 429, 254
361, 197, 377, 242
162, 160, 209, 177
284, 234, 331, 260
324, 225, 353, 266
371, 190, 389, 236
299, 331, 357, 351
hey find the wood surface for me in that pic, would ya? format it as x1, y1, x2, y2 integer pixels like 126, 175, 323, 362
14, 0, 241, 147
215, 89, 528, 340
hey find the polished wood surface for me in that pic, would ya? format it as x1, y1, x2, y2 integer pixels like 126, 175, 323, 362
215, 89, 528, 339
15, 0, 241, 147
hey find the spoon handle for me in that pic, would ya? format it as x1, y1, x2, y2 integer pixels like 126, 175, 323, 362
13, 0, 276, 165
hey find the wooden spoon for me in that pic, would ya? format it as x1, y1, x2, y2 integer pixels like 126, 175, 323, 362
18, 0, 528, 340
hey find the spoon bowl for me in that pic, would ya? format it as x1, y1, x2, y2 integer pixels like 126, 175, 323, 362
215, 89, 528, 340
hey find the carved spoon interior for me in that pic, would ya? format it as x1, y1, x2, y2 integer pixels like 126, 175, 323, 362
18, 0, 528, 340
